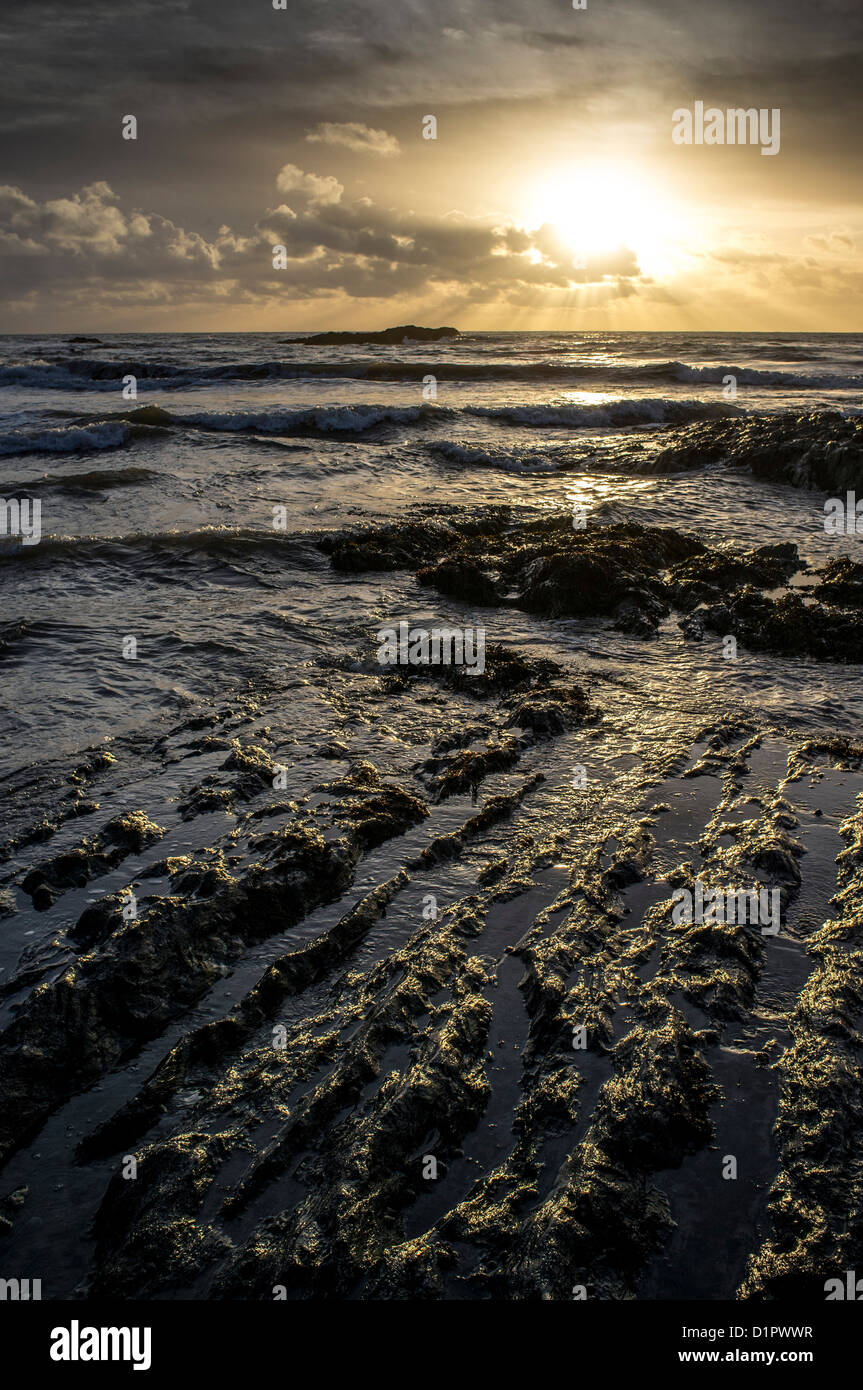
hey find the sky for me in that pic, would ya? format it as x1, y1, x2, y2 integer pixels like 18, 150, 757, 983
1, 0, 861, 331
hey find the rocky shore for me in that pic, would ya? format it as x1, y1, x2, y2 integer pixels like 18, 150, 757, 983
1, 499, 862, 1299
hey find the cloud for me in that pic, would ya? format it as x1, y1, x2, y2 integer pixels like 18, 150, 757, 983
6, 0, 860, 144
804, 230, 854, 253
275, 165, 344, 207
0, 167, 651, 319
306, 122, 401, 157
0, 0, 859, 328
0, 182, 131, 255
0, 181, 222, 282
6, 164, 859, 328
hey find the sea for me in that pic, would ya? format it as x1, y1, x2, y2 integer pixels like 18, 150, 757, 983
0, 330, 861, 774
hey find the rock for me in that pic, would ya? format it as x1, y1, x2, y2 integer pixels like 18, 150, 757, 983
813, 556, 863, 607
646, 411, 863, 493
315, 740, 350, 759
699, 589, 863, 663
0, 1185, 28, 1237
416, 559, 502, 606
295, 324, 459, 346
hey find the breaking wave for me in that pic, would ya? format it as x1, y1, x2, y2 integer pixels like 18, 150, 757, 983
1, 356, 859, 392
0, 421, 168, 458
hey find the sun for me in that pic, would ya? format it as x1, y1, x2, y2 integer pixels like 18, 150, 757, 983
520, 163, 688, 279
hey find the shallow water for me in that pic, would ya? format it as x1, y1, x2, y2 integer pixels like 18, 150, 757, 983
1, 330, 861, 771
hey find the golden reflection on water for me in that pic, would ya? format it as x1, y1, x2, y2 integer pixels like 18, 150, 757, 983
557, 390, 623, 405
534, 475, 657, 513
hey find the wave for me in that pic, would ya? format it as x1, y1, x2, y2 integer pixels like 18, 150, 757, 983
1, 356, 859, 391
179, 404, 445, 434
463, 397, 745, 427
427, 441, 580, 474
663, 362, 834, 387
0, 525, 320, 564
0, 397, 761, 468
745, 346, 835, 363
0, 466, 158, 495
0, 421, 169, 458
48, 403, 449, 439
63, 397, 741, 444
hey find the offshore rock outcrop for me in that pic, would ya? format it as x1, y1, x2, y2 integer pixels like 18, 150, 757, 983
295, 325, 459, 346
812, 557, 863, 608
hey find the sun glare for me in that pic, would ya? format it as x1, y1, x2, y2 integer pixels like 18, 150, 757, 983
521, 164, 688, 279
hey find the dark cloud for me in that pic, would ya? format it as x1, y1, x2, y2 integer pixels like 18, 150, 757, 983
4, 1, 861, 133
1, 0, 859, 324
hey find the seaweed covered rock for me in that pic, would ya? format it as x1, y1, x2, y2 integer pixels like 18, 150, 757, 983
504, 683, 594, 736
695, 588, 863, 663
812, 556, 863, 607
20, 810, 165, 908
671, 543, 800, 611
319, 519, 455, 573
647, 411, 863, 492
416, 558, 502, 606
